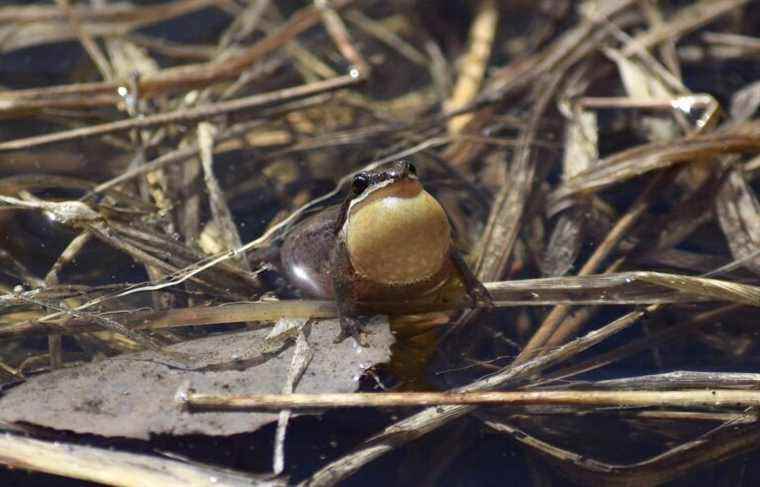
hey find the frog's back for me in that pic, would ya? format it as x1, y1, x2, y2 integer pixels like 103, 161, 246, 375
280, 206, 339, 299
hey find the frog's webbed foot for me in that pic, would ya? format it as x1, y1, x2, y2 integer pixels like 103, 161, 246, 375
334, 314, 369, 346
449, 247, 494, 310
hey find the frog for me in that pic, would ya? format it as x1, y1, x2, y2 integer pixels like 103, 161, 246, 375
280, 159, 492, 343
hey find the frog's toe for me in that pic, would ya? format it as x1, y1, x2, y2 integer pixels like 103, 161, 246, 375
335, 315, 369, 346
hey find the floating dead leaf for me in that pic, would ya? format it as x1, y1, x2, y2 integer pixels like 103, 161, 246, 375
0, 318, 393, 439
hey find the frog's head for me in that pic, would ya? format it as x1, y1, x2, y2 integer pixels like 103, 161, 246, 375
349, 159, 419, 196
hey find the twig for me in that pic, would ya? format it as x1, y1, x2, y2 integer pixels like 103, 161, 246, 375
55, 0, 114, 81
0, 300, 336, 338
126, 33, 216, 61
82, 118, 272, 198
44, 231, 92, 286
485, 415, 760, 486
316, 0, 369, 77
344, 10, 428, 67
621, 0, 751, 57
0, 0, 220, 24
300, 308, 652, 486
273, 330, 313, 475
0, 433, 282, 487
445, 0, 498, 134
198, 122, 250, 271
0, 0, 353, 109
185, 389, 760, 411
42, 230, 93, 369
549, 122, 760, 206
0, 74, 360, 152
516, 174, 665, 363
4, 272, 760, 338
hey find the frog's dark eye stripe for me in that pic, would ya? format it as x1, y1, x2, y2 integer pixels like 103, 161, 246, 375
352, 174, 370, 194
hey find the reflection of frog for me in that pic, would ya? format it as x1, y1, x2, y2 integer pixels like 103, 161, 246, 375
280, 160, 492, 343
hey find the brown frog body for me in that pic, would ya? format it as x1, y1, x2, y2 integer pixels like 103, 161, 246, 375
280, 160, 491, 342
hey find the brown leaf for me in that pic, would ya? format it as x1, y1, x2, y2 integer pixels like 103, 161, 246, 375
0, 318, 393, 439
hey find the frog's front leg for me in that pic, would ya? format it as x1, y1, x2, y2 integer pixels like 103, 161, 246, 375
331, 241, 369, 345
450, 247, 494, 309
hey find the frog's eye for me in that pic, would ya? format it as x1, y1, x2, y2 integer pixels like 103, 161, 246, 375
407, 162, 417, 175
352, 174, 369, 194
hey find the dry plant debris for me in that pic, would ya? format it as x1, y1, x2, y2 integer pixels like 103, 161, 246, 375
0, 0, 760, 486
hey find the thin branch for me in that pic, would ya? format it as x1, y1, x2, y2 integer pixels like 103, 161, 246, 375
184, 389, 760, 411
0, 74, 360, 152
0, 433, 282, 487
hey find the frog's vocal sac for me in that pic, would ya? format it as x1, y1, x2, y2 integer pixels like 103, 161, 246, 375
280, 160, 492, 342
